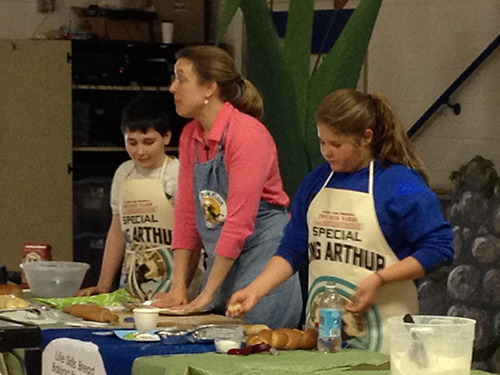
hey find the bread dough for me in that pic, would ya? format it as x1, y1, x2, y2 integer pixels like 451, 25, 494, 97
0, 295, 30, 309
309, 294, 367, 337
227, 303, 242, 313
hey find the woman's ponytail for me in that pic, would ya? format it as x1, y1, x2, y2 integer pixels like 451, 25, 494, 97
218, 77, 264, 120
233, 79, 264, 120
176, 46, 264, 120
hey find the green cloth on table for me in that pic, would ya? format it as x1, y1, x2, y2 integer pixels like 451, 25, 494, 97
34, 288, 138, 309
3, 351, 23, 375
132, 350, 496, 375
133, 350, 389, 375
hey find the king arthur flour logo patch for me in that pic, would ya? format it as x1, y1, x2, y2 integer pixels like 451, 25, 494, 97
199, 190, 227, 228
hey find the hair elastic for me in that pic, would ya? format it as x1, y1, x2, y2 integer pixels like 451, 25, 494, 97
374, 271, 387, 285
232, 76, 246, 102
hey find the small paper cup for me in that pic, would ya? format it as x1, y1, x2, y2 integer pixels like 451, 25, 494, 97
133, 307, 161, 331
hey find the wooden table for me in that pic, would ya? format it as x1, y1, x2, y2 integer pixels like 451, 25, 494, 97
113, 310, 244, 329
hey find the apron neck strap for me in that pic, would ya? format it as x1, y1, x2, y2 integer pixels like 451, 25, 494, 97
195, 122, 230, 163
129, 155, 169, 179
322, 171, 334, 189
322, 160, 375, 193
160, 155, 169, 177
218, 122, 229, 150
368, 160, 374, 195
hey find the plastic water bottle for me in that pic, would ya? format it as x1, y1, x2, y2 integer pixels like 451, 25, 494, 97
317, 282, 342, 353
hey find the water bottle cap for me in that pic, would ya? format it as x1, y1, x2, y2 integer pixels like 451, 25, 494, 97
325, 281, 336, 288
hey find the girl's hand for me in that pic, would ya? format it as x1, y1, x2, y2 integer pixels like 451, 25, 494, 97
76, 285, 108, 297
152, 289, 188, 308
344, 273, 383, 313
226, 287, 261, 317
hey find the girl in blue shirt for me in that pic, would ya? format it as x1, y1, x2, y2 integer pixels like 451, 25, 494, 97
227, 89, 454, 353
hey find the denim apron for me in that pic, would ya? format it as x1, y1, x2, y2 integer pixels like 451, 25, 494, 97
194, 124, 302, 329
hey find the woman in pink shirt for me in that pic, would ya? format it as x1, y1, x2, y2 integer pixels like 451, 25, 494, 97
154, 46, 302, 328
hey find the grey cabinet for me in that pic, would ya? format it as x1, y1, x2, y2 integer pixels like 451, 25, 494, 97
0, 40, 73, 271
0, 39, 183, 284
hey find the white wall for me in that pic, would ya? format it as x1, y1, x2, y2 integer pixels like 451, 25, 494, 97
222, 0, 500, 189
0, 0, 144, 39
0, 0, 73, 39
207, 0, 244, 70
0, 0, 245, 69
368, 0, 500, 188
2, 0, 499, 189
266, 0, 500, 189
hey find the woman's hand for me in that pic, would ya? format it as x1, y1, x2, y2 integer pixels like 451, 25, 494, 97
76, 285, 108, 297
344, 273, 383, 313
175, 291, 214, 310
226, 287, 261, 317
152, 289, 188, 308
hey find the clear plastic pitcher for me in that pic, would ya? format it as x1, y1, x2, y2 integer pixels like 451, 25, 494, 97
388, 315, 476, 375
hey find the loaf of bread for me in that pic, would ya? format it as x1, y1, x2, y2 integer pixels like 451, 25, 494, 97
246, 328, 318, 350
0, 283, 23, 297
63, 304, 119, 323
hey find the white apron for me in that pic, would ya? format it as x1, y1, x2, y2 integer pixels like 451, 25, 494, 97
119, 158, 174, 301
306, 161, 419, 354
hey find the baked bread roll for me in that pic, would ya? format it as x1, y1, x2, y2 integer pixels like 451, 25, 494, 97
0, 283, 23, 297
242, 324, 270, 336
63, 304, 119, 323
246, 328, 318, 350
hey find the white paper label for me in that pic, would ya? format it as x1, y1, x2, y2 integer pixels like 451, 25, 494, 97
42, 338, 106, 375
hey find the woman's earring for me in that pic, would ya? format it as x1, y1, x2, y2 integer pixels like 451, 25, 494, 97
204, 97, 209, 105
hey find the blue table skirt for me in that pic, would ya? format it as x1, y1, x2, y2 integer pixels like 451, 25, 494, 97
42, 329, 216, 375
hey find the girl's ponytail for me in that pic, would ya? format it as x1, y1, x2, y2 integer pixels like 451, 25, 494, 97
370, 93, 428, 183
316, 89, 428, 183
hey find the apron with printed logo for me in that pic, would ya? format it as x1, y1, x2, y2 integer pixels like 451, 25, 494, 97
193, 123, 302, 329
119, 158, 174, 301
306, 161, 418, 353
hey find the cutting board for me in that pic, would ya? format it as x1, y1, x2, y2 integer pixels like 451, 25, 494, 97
115, 311, 244, 329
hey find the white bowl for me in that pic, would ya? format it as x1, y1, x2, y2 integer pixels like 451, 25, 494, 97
20, 261, 89, 298
213, 326, 244, 354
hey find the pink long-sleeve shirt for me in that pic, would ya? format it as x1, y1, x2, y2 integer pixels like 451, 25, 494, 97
172, 102, 290, 259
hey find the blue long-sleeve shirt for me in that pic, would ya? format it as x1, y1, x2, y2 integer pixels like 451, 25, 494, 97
276, 161, 454, 273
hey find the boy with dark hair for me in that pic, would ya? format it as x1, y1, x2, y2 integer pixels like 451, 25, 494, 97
78, 94, 180, 300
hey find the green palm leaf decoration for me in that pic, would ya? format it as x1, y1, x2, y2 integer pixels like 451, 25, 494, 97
282, 0, 314, 133
218, 0, 382, 198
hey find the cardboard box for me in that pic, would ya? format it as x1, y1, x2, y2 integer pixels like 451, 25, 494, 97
152, 0, 205, 44
81, 17, 151, 41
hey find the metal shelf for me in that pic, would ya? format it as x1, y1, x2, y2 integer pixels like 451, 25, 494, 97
73, 146, 179, 152
72, 84, 170, 91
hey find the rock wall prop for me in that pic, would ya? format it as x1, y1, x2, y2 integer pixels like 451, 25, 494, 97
418, 155, 500, 372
